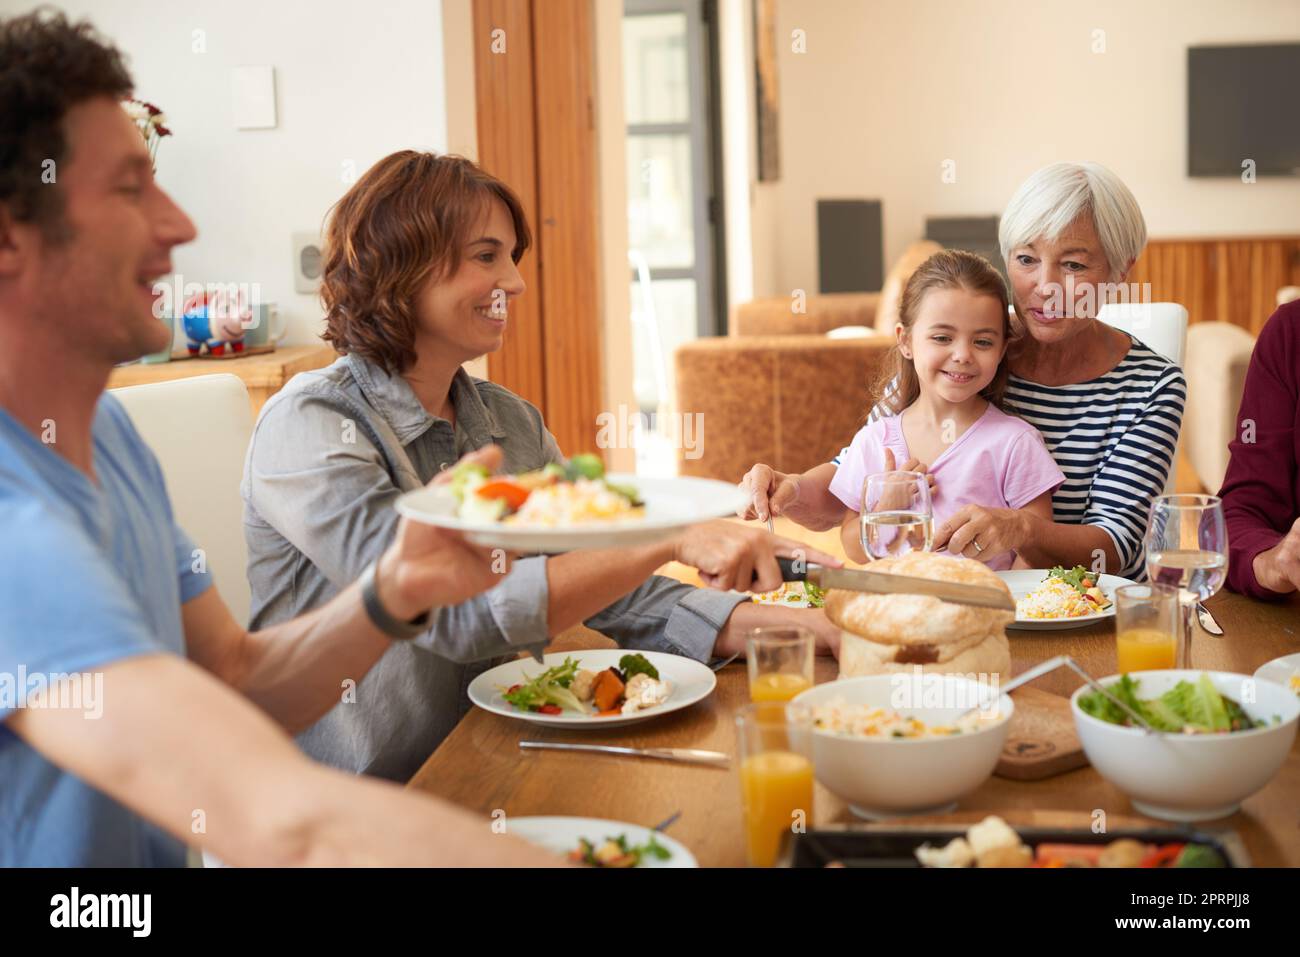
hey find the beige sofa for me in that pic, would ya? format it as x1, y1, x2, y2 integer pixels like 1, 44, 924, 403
1183, 321, 1257, 493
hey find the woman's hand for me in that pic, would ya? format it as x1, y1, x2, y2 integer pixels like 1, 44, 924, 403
375, 446, 514, 621
1253, 517, 1300, 595
932, 504, 1031, 564
672, 520, 842, 593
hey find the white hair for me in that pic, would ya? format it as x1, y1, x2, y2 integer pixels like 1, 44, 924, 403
998, 162, 1147, 280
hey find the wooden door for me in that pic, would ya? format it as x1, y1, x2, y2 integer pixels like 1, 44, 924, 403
472, 0, 605, 459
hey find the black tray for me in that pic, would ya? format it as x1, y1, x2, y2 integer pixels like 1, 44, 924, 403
782, 823, 1250, 868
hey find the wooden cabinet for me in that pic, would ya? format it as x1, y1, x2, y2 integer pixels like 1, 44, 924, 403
108, 344, 338, 418
1128, 236, 1300, 335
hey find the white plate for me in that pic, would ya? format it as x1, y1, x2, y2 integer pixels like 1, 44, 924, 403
395, 472, 748, 553
998, 570, 1132, 631
467, 649, 716, 728
1255, 653, 1300, 693
506, 816, 697, 868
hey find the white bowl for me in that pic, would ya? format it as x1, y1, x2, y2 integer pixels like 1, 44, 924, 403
1071, 670, 1300, 822
793, 674, 1013, 819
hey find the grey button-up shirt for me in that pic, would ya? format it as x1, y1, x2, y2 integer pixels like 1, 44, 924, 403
242, 353, 748, 782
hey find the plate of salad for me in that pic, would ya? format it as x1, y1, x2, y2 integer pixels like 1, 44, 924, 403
999, 567, 1130, 630
394, 453, 749, 553
467, 649, 717, 728
507, 817, 697, 868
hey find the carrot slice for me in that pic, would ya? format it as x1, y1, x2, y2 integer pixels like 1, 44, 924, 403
1034, 843, 1106, 866
475, 480, 531, 510
592, 669, 626, 712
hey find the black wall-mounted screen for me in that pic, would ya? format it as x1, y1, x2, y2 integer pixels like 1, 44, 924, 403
1188, 43, 1300, 178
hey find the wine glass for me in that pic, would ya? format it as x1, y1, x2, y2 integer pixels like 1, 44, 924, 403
860, 470, 934, 560
1143, 494, 1228, 669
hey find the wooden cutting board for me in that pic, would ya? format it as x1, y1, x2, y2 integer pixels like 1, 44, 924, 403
994, 686, 1090, 780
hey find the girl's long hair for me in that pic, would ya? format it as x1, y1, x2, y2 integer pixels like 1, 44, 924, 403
871, 249, 1016, 415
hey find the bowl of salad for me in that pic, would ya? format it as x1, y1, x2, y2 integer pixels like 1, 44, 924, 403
1071, 670, 1299, 822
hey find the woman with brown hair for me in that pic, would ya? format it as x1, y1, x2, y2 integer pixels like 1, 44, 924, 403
824, 249, 1063, 566
241, 151, 838, 781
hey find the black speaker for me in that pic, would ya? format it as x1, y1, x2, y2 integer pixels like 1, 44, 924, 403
925, 215, 1005, 282
817, 199, 883, 294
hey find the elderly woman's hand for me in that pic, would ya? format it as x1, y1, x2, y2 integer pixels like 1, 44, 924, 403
932, 505, 1031, 564
1253, 517, 1300, 595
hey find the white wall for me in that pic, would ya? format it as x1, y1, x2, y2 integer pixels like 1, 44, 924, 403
758, 0, 1300, 296
2, 0, 449, 345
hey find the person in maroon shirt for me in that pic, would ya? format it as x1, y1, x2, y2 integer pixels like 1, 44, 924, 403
1219, 299, 1300, 599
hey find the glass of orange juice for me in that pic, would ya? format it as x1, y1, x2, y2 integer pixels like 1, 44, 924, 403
745, 627, 814, 702
1115, 583, 1181, 673
736, 702, 814, 867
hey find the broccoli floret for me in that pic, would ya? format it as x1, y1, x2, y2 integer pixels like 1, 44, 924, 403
619, 653, 659, 681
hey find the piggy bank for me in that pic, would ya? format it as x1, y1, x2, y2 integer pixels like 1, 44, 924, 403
182, 291, 251, 357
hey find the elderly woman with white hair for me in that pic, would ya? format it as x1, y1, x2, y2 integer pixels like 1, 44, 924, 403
741, 162, 1186, 580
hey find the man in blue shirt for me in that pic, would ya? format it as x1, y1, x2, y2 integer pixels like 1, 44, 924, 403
0, 11, 822, 866
0, 10, 559, 867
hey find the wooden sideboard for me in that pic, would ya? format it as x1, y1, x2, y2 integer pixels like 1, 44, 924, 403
108, 344, 339, 418
1129, 235, 1300, 334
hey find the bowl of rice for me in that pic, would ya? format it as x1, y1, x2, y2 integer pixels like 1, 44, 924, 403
793, 674, 1013, 819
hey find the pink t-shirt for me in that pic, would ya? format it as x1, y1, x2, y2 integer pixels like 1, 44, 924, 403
828, 404, 1064, 570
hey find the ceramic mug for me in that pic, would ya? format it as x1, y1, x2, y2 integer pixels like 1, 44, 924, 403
240, 302, 286, 349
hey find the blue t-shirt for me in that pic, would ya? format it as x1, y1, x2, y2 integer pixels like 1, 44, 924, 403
0, 393, 212, 866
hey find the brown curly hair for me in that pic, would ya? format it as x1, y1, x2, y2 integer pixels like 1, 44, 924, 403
320, 151, 531, 374
872, 249, 1015, 414
0, 8, 134, 241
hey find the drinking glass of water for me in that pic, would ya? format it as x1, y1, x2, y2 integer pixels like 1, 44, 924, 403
860, 470, 934, 560
1143, 494, 1228, 668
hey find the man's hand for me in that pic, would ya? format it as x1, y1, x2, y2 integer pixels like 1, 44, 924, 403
375, 446, 514, 621
672, 520, 841, 593
1253, 517, 1300, 595
933, 504, 1030, 564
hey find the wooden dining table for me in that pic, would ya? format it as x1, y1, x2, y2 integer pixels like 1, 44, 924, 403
408, 521, 1300, 867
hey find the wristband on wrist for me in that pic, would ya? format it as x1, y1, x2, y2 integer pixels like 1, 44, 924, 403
360, 560, 430, 641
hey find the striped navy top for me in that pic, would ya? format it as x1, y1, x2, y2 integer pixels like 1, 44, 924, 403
839, 337, 1187, 579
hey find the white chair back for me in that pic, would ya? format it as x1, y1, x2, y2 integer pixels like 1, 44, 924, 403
110, 374, 253, 626
1097, 302, 1189, 494
1097, 301, 1188, 368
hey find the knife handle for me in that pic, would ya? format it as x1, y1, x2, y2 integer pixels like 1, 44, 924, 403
776, 557, 807, 582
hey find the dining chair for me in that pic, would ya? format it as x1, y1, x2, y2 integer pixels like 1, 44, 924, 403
110, 372, 254, 627
1097, 301, 1188, 368
1097, 302, 1189, 494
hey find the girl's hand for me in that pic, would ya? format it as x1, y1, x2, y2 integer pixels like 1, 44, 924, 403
933, 505, 1030, 564
738, 463, 801, 522
882, 448, 938, 494
876, 448, 937, 511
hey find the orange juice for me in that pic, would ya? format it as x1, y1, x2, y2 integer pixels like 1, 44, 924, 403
749, 672, 813, 702
1116, 627, 1177, 672
740, 750, 814, 867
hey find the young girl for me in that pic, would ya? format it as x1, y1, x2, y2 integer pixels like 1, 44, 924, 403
827, 249, 1064, 569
